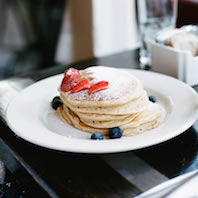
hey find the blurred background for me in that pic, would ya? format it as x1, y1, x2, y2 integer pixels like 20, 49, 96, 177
0, 0, 197, 79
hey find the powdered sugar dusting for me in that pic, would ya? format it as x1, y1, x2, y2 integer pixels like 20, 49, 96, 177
68, 66, 139, 101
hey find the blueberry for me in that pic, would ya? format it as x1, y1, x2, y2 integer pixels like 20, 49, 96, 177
149, 96, 156, 103
91, 133, 104, 140
109, 127, 122, 139
51, 96, 63, 110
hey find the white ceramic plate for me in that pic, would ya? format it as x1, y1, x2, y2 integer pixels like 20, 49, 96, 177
6, 69, 198, 154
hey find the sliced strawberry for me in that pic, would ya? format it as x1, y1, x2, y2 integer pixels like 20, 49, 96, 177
60, 76, 78, 92
64, 68, 81, 80
72, 79, 91, 93
89, 81, 109, 94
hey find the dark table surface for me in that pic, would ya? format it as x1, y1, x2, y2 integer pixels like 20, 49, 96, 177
0, 49, 198, 198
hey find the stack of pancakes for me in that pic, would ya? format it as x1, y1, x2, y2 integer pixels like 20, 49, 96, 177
57, 66, 162, 136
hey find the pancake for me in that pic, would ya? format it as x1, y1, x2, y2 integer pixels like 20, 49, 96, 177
123, 118, 161, 136
76, 111, 131, 122
57, 66, 163, 137
60, 91, 149, 115
77, 99, 162, 130
58, 102, 162, 136
120, 102, 162, 130
57, 105, 72, 125
59, 66, 144, 107
58, 105, 109, 135
79, 113, 139, 128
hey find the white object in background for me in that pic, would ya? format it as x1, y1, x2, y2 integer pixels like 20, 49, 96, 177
151, 42, 198, 86
165, 172, 198, 198
92, 0, 139, 57
134, 170, 198, 198
56, 0, 140, 64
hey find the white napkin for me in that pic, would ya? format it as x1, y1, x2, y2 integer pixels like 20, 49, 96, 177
166, 174, 198, 198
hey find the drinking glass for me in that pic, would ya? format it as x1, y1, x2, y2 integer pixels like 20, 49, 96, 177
136, 0, 178, 68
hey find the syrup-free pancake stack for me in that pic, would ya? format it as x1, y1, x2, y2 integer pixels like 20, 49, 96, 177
57, 66, 162, 136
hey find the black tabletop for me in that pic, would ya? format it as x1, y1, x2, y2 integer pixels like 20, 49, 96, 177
0, 49, 198, 198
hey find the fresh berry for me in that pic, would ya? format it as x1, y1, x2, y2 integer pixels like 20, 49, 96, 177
64, 68, 81, 80
149, 96, 156, 103
72, 79, 91, 93
51, 96, 62, 110
91, 133, 104, 140
60, 76, 78, 92
109, 127, 122, 139
88, 81, 109, 94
